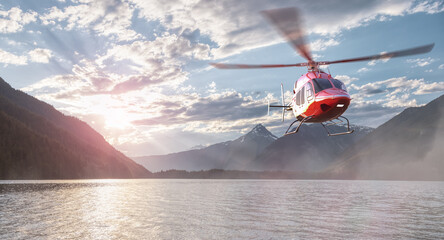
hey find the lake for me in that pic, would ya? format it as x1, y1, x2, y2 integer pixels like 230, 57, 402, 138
1, 179, 443, 239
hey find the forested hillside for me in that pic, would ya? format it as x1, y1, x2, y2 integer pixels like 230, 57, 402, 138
0, 78, 151, 179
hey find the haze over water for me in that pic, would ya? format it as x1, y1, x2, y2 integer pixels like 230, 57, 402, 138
1, 179, 443, 239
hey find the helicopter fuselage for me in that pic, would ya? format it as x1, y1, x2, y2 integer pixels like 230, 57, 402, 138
291, 71, 351, 123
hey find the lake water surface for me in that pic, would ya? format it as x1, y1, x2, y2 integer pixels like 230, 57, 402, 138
1, 179, 443, 239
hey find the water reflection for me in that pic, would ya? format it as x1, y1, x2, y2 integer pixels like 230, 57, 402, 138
1, 180, 443, 239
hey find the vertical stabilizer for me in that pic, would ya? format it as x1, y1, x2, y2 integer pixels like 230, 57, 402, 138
281, 83, 285, 122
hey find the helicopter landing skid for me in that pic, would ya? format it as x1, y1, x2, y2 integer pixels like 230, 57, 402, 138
284, 115, 354, 136
320, 116, 354, 136
284, 116, 313, 136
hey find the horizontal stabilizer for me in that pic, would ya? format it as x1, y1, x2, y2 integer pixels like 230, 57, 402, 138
269, 105, 290, 108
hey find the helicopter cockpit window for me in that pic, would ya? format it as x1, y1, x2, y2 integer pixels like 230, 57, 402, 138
312, 78, 333, 93
296, 90, 301, 105
305, 83, 313, 101
331, 79, 347, 91
300, 85, 305, 104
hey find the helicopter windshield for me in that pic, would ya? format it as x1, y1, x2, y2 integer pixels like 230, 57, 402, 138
312, 78, 333, 93
331, 78, 347, 91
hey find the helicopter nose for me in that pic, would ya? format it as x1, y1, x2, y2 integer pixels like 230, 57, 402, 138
319, 97, 350, 111
313, 89, 351, 121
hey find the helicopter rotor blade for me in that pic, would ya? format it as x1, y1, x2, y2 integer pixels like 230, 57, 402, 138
210, 62, 307, 69
319, 43, 435, 65
261, 7, 313, 62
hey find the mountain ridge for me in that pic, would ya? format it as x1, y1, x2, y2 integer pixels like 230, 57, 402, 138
0, 78, 119, 157
133, 123, 278, 171
134, 122, 372, 172
251, 124, 372, 172
0, 77, 151, 179
325, 94, 444, 180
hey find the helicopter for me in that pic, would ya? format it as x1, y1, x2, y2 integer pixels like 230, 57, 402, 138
210, 7, 434, 136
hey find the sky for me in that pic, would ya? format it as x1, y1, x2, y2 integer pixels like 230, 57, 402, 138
1, 0, 444, 156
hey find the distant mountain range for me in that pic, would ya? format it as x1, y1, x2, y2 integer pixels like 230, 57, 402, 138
133, 124, 278, 172
251, 124, 372, 172
325, 94, 444, 180
134, 123, 372, 172
0, 77, 150, 179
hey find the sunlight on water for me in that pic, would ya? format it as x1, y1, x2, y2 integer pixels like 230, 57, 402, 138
1, 180, 443, 239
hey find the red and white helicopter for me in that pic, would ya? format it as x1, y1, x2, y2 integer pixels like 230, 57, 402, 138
211, 7, 434, 136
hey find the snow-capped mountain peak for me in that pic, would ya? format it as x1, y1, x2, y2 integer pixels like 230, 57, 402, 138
238, 124, 278, 143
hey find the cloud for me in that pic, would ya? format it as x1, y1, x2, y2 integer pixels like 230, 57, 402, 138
344, 76, 434, 126
26, 31, 211, 96
95, 33, 209, 92
311, 38, 340, 51
98, 33, 210, 67
0, 49, 27, 65
439, 64, 444, 69
0, 7, 37, 33
357, 67, 370, 73
407, 57, 437, 67
352, 76, 413, 96
131, 0, 439, 59
24, 60, 166, 97
28, 48, 53, 63
110, 75, 163, 94
414, 82, 444, 95
334, 75, 358, 85
40, 0, 141, 41
384, 93, 417, 108
0, 48, 54, 66
132, 90, 269, 128
408, 0, 444, 14
348, 76, 443, 114
207, 81, 216, 93
345, 101, 403, 127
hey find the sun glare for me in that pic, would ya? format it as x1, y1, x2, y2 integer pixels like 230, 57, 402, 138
103, 109, 132, 129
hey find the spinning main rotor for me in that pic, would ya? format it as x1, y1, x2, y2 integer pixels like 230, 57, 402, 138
210, 7, 434, 71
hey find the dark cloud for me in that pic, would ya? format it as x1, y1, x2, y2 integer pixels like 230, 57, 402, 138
110, 75, 163, 94
132, 91, 267, 126
362, 88, 386, 95
91, 77, 113, 90
152, 101, 181, 108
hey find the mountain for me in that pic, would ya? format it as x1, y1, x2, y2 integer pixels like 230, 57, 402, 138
326, 94, 444, 180
133, 124, 277, 171
251, 124, 372, 172
188, 144, 208, 150
0, 77, 151, 179
134, 123, 372, 173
